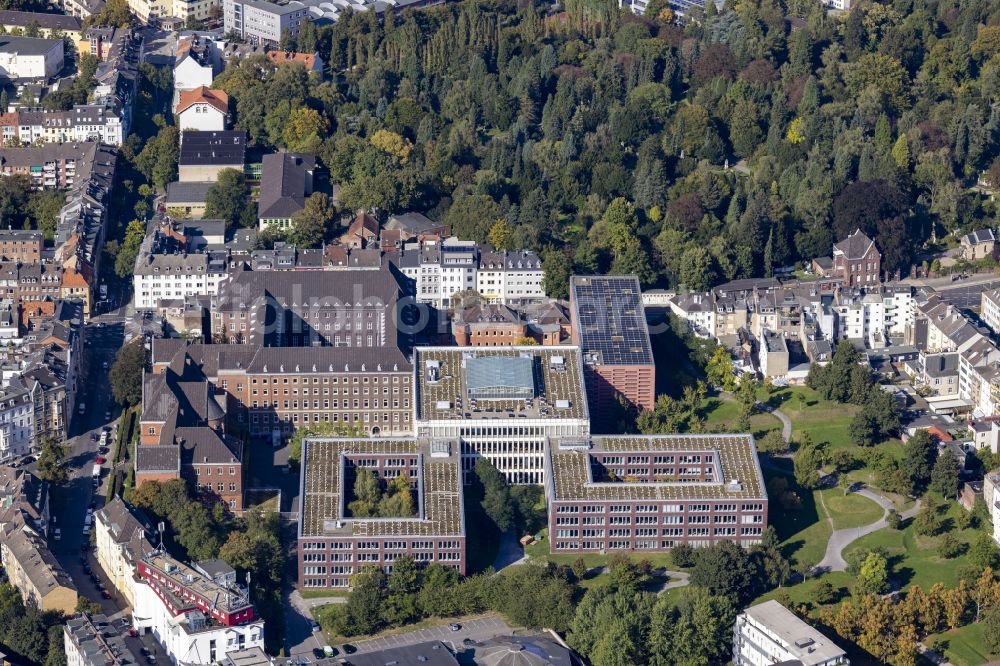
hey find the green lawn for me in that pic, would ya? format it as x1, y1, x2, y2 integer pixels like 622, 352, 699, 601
701, 397, 782, 438
927, 624, 999, 666
820, 489, 885, 530
751, 571, 854, 608
300, 588, 351, 599
765, 463, 831, 570
524, 529, 677, 570
767, 386, 859, 449
843, 501, 983, 592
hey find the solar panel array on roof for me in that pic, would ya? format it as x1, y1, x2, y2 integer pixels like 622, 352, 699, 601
572, 275, 654, 366
466, 355, 535, 400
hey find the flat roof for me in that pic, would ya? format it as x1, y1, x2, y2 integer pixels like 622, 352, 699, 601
547, 434, 766, 502
742, 600, 847, 666
414, 347, 588, 421
179, 130, 246, 166
299, 438, 464, 539
571, 275, 654, 366
0, 35, 61, 55
343, 641, 458, 666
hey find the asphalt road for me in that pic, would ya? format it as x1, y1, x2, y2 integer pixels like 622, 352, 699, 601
42, 320, 129, 615
348, 615, 513, 655
933, 279, 1000, 310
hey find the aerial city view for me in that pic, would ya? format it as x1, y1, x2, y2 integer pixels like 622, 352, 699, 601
0, 0, 997, 663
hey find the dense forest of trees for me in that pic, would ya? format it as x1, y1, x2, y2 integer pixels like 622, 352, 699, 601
212, 0, 1000, 294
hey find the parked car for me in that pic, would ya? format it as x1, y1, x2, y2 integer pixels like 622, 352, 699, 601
310, 622, 320, 633
449, 623, 461, 632
52, 528, 61, 541
96, 456, 105, 464
101, 590, 111, 599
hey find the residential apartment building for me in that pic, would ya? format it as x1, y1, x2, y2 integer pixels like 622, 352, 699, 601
224, 0, 442, 42
570, 276, 655, 431
0, 141, 100, 189
734, 600, 849, 666
133, 251, 229, 310
546, 434, 767, 552
0, 383, 34, 462
64, 614, 140, 666
0, 30, 138, 146
132, 550, 264, 665
0, 520, 77, 613
0, 36, 64, 81
297, 437, 465, 588
0, 230, 41, 263
398, 237, 477, 308
223, 0, 310, 46
984, 469, 1000, 546
176, 87, 229, 132
94, 497, 155, 607
174, 37, 219, 96
257, 152, 314, 230
982, 288, 1000, 335
475, 249, 544, 306
396, 237, 546, 309
56, 0, 105, 20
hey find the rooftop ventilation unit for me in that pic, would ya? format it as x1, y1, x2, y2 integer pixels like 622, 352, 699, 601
430, 440, 452, 457
555, 400, 571, 409
426, 359, 440, 383
550, 355, 565, 371
435, 400, 451, 410
726, 479, 743, 492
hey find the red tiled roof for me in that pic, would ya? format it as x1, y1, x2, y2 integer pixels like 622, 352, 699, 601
176, 86, 229, 115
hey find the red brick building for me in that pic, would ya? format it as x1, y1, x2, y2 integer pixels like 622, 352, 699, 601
0, 230, 41, 263
137, 344, 245, 513
297, 438, 465, 589
451, 303, 528, 347
832, 229, 881, 287
546, 435, 768, 552
569, 276, 655, 432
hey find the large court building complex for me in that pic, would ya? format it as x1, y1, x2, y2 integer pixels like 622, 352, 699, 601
413, 347, 591, 484
545, 435, 768, 552
297, 437, 466, 588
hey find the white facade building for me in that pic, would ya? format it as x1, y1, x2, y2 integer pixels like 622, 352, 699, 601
0, 385, 34, 463
0, 36, 63, 81
133, 252, 229, 310
133, 582, 265, 666
984, 470, 1000, 546
476, 249, 545, 306
398, 238, 545, 309
983, 289, 1000, 335
94, 498, 154, 608
734, 600, 849, 666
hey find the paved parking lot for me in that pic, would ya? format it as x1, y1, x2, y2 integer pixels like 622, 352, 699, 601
349, 615, 511, 655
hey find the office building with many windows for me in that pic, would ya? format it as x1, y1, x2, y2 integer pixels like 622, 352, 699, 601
545, 435, 767, 552
297, 437, 465, 588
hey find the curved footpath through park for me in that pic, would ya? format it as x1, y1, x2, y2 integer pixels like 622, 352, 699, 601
815, 489, 921, 572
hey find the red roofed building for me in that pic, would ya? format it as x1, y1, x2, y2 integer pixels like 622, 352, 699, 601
266, 50, 323, 73
176, 86, 229, 132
